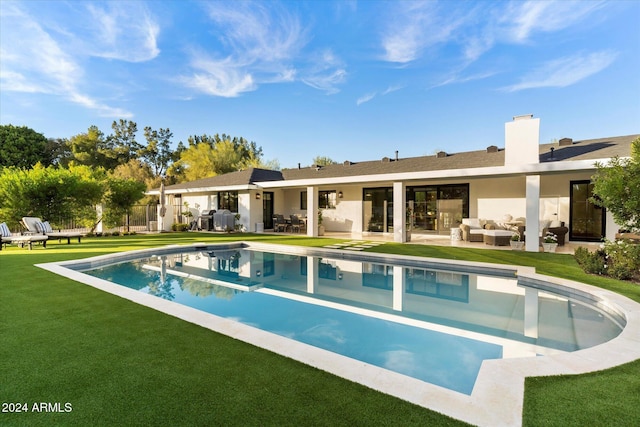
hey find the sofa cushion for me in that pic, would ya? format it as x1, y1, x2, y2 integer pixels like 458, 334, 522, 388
462, 218, 482, 229
550, 220, 562, 228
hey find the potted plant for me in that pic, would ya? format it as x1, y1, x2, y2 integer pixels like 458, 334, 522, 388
318, 209, 325, 236
510, 233, 524, 250
542, 232, 558, 252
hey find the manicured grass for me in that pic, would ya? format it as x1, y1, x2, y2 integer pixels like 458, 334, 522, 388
1, 233, 638, 426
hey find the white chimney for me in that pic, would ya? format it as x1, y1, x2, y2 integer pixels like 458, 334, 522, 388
505, 114, 540, 166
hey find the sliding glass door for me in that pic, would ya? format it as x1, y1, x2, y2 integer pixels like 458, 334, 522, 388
363, 188, 393, 232
407, 184, 469, 234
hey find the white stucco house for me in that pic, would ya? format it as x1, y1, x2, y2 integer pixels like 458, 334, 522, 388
150, 115, 638, 252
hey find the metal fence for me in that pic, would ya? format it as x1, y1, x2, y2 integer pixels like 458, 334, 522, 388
51, 204, 158, 233
123, 204, 158, 232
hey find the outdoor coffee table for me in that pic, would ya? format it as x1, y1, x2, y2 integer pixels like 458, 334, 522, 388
483, 229, 515, 246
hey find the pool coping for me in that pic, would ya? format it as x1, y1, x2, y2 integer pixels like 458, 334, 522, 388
36, 242, 640, 427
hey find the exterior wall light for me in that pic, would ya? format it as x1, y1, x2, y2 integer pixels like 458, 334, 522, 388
338, 191, 343, 198
256, 193, 261, 200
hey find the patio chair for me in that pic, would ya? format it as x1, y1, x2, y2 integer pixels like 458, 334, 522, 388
1, 222, 48, 250
273, 215, 288, 232
21, 217, 83, 244
290, 215, 306, 233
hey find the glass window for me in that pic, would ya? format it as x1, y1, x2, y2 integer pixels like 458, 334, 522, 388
319, 190, 337, 209
218, 191, 238, 212
300, 191, 307, 210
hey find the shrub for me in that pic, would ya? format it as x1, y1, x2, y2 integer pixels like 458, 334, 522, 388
575, 240, 640, 281
574, 247, 606, 275
171, 223, 190, 232
603, 239, 640, 281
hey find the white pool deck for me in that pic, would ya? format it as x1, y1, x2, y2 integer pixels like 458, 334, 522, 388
36, 242, 640, 427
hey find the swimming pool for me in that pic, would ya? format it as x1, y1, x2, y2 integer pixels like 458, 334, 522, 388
37, 242, 640, 427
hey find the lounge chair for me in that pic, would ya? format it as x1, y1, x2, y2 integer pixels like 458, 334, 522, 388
1, 222, 48, 250
21, 217, 83, 244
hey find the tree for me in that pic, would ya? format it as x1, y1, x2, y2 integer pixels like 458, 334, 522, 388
185, 133, 263, 161
101, 177, 147, 231
171, 143, 217, 182
140, 126, 174, 177
113, 159, 160, 204
106, 119, 141, 166
45, 137, 73, 167
67, 126, 114, 169
210, 140, 242, 175
313, 156, 337, 166
591, 137, 640, 232
0, 124, 51, 168
0, 164, 103, 229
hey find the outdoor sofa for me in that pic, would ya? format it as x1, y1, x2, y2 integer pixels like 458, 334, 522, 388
459, 218, 518, 245
21, 217, 83, 244
460, 218, 569, 246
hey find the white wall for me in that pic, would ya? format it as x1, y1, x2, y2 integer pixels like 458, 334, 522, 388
180, 193, 215, 217
237, 192, 251, 232
471, 174, 585, 226
322, 186, 362, 232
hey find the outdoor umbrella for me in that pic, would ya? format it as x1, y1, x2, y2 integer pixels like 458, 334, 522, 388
159, 181, 166, 218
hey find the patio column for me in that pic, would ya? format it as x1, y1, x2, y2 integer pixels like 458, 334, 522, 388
524, 287, 539, 338
307, 257, 318, 293
307, 186, 318, 237
392, 265, 405, 311
393, 181, 406, 243
526, 175, 541, 252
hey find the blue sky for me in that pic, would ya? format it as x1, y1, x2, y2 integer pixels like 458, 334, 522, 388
1, 0, 639, 169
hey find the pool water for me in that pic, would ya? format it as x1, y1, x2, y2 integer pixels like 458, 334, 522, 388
79, 247, 623, 395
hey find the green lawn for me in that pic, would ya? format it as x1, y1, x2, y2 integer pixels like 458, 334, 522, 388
1, 233, 638, 426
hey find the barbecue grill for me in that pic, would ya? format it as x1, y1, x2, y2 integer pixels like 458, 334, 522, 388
198, 210, 216, 231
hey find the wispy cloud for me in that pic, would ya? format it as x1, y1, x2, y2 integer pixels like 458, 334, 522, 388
184, 1, 309, 97
431, 71, 498, 89
503, 0, 605, 43
502, 51, 618, 92
380, 2, 464, 64
0, 2, 149, 117
356, 92, 376, 106
356, 84, 403, 106
85, 2, 160, 62
301, 49, 347, 95
379, 0, 606, 74
182, 55, 256, 98
382, 85, 404, 95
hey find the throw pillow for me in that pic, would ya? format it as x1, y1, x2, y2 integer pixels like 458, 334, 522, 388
550, 220, 562, 228
42, 221, 54, 233
0, 222, 11, 238
34, 220, 45, 233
